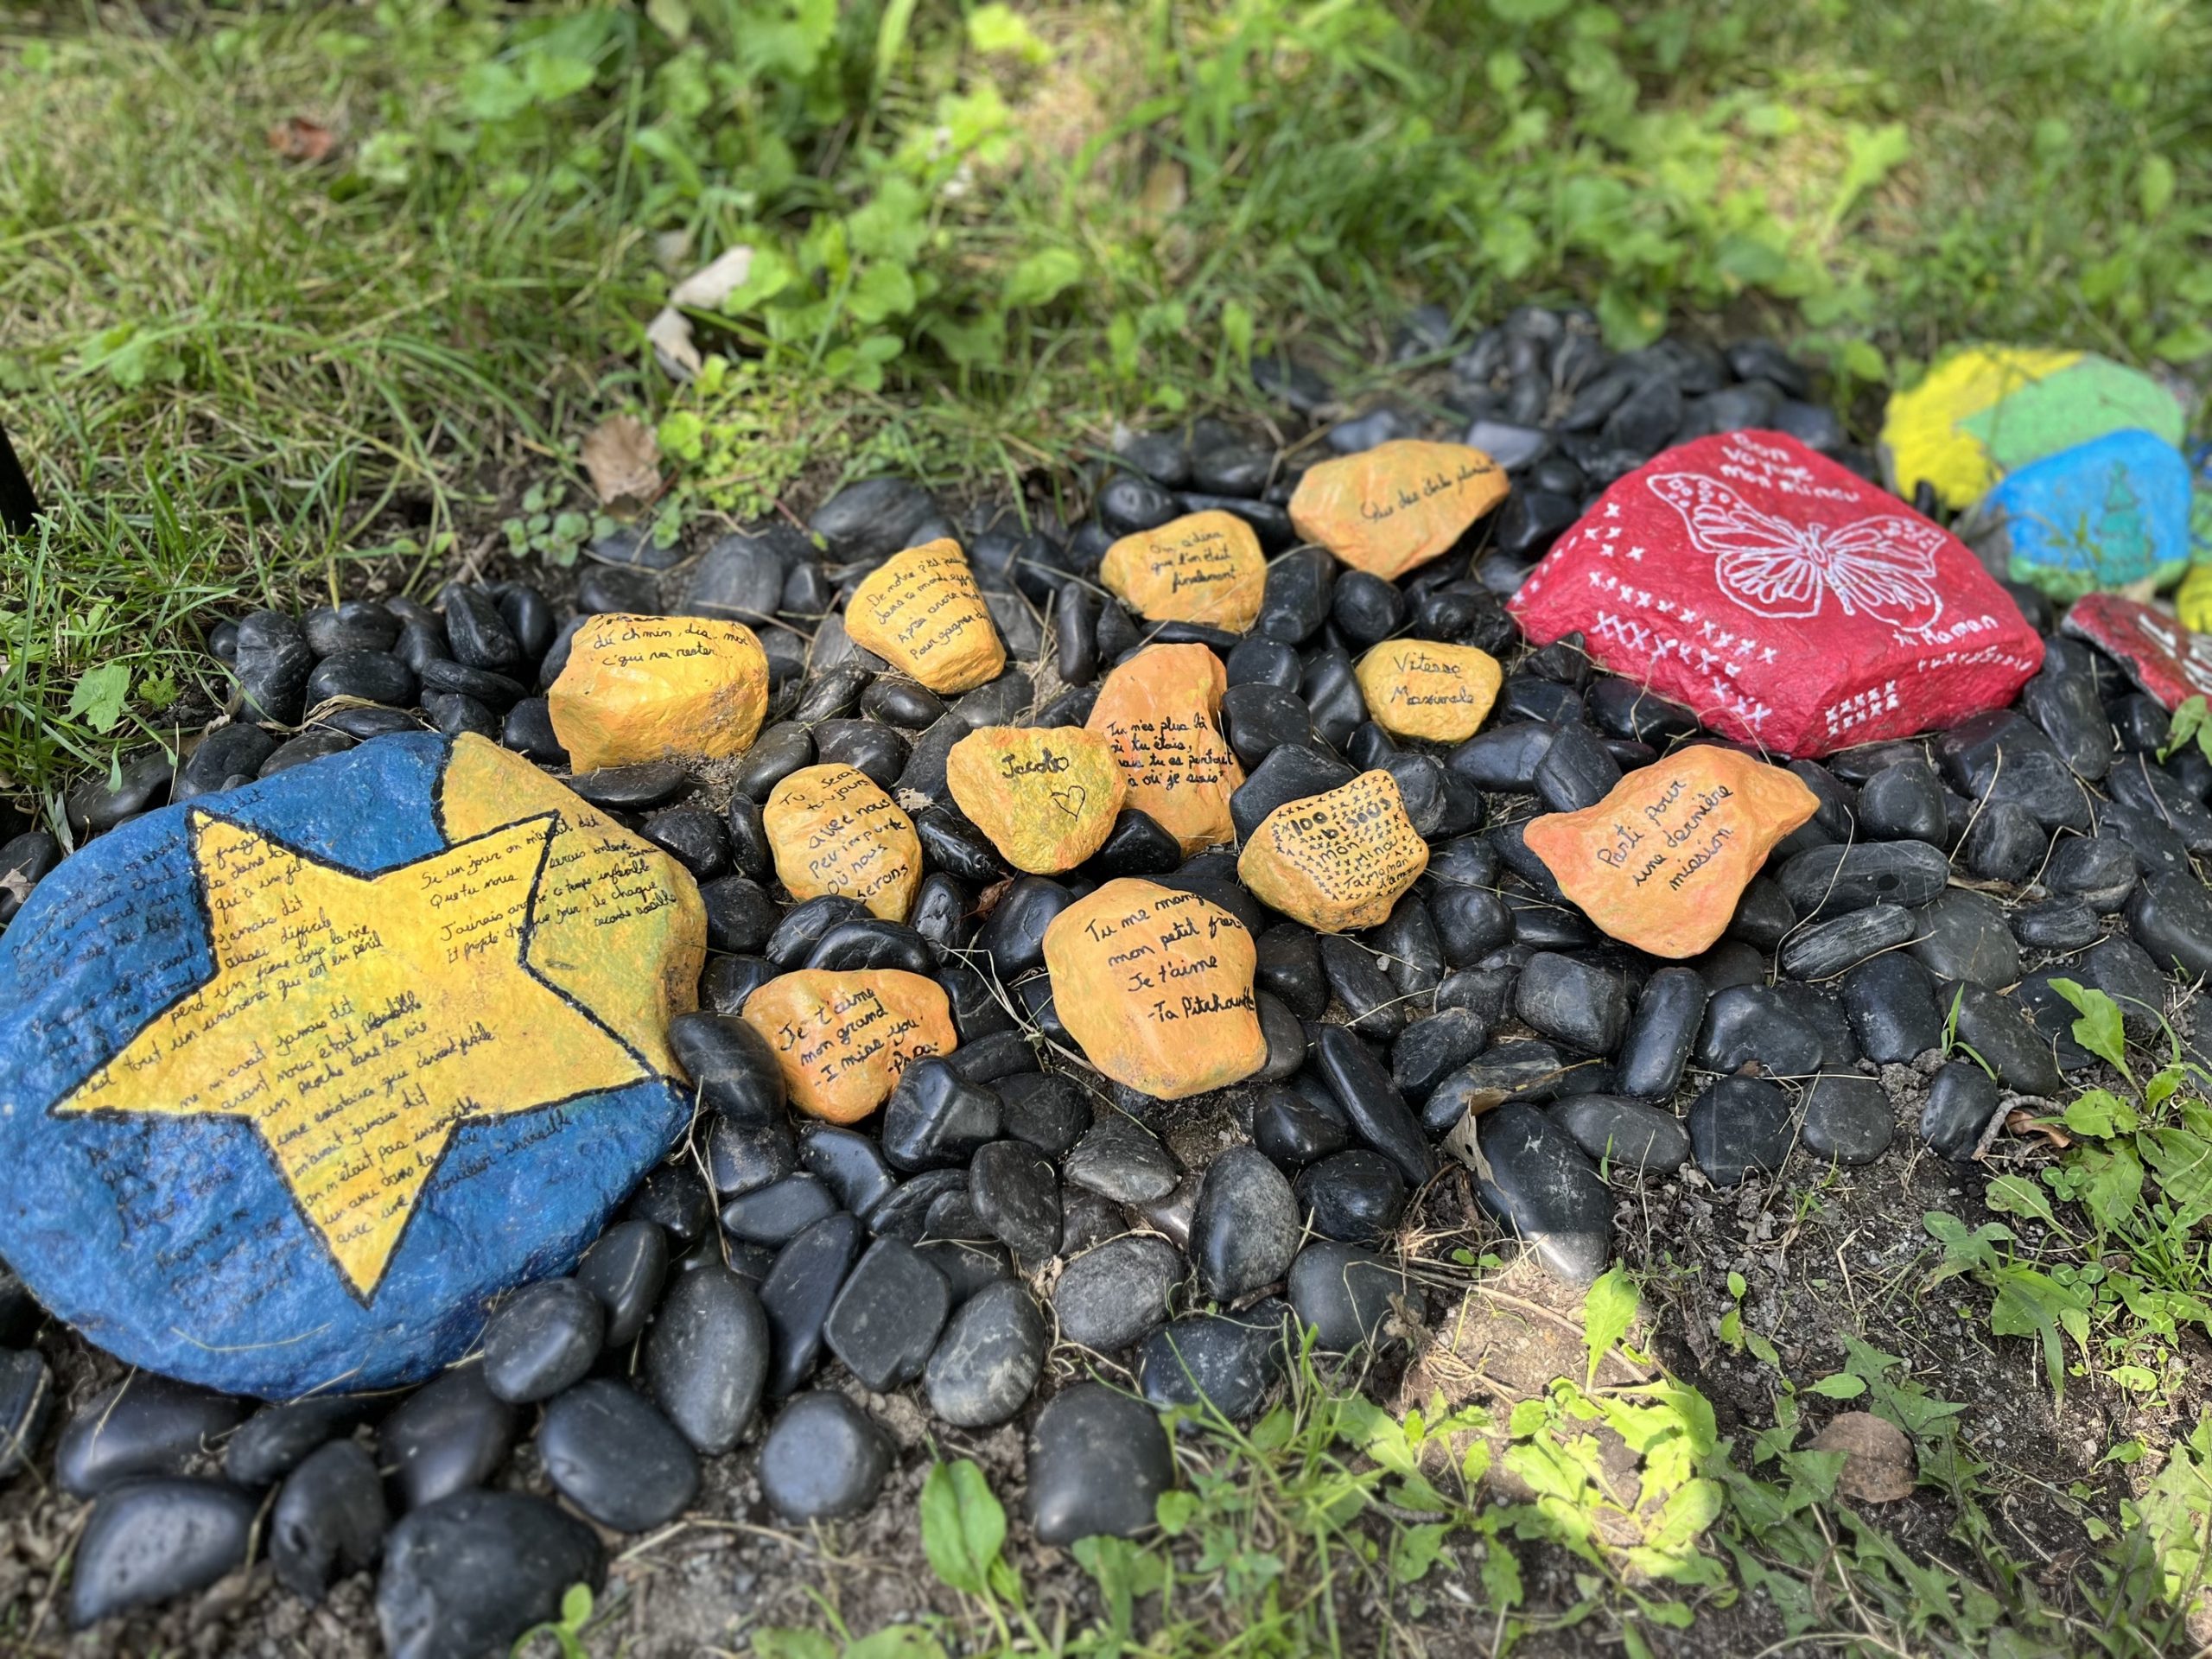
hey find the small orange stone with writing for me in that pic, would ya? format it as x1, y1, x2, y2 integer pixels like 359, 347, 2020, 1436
1099, 510, 1267, 632
844, 539, 1007, 694
741, 969, 957, 1123
1288, 440, 1508, 580
1237, 770, 1430, 933
547, 613, 769, 772
763, 764, 923, 923
945, 725, 1127, 874
1084, 644, 1245, 855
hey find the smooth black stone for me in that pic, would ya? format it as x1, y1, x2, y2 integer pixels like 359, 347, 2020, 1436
69, 1478, 257, 1627
576, 563, 661, 614
1390, 1007, 1491, 1103
566, 760, 689, 813
534, 1379, 698, 1535
912, 804, 1009, 880
1693, 938, 1765, 992
1778, 840, 1950, 917
1962, 799, 2047, 881
1777, 984, 1860, 1076
911, 872, 972, 961
765, 894, 868, 966
923, 1280, 1045, 1428
1027, 1382, 1174, 1546
1252, 1082, 1350, 1169
1798, 1075, 1894, 1166
0, 1348, 48, 1480
173, 723, 277, 803
375, 1490, 603, 1659
2107, 753, 2212, 852
809, 477, 937, 559
493, 583, 554, 658
1837, 954, 1942, 1064
2022, 648, 2114, 780
2075, 936, 2168, 1038
760, 1212, 863, 1397
975, 876, 1071, 980
1222, 639, 1299, 697
1523, 635, 1590, 689
858, 677, 945, 733
950, 668, 1035, 730
297, 645, 416, 709
804, 918, 934, 976
824, 1237, 950, 1390
1190, 1147, 1300, 1301
704, 1116, 796, 1201
1531, 721, 1620, 813
1405, 582, 1514, 650
1092, 469, 1174, 535
1193, 439, 1277, 495
813, 717, 906, 789
1936, 713, 2090, 832
232, 609, 315, 723
1054, 1234, 1182, 1351
645, 1267, 769, 1454
918, 1237, 1015, 1304
417, 657, 524, 710
496, 696, 564, 763
939, 959, 1018, 1042
1371, 893, 1445, 1001
1497, 675, 1583, 727
1253, 922, 1327, 1019
1910, 889, 2020, 988
1779, 904, 1914, 981
1856, 759, 1948, 844
965, 1140, 1059, 1262
669, 1011, 787, 1125
219, 1395, 363, 1490
1221, 683, 1315, 771
880, 1058, 1003, 1173
754, 1393, 892, 1527
2015, 975, 2098, 1070
1554, 1095, 1690, 1173
1074, 807, 1176, 880
1287, 1243, 1405, 1352
383, 1370, 516, 1510
1139, 1306, 1290, 1421
626, 1162, 715, 1246
482, 1278, 604, 1404
1923, 1059, 2002, 1159
1942, 982, 2064, 1096
697, 956, 775, 1015
1179, 491, 1296, 551
1491, 489, 1580, 559
1309, 934, 1398, 1039
55, 1376, 244, 1499
420, 688, 497, 738
2045, 836, 2139, 912
683, 532, 788, 624
1446, 721, 1554, 792
570, 1220, 667, 1351
1063, 1112, 1178, 1204
1118, 432, 1192, 488
637, 806, 729, 881
1513, 952, 1630, 1055
314, 705, 421, 742
719, 1169, 836, 1243
440, 585, 521, 670
730, 721, 816, 801
1424, 885, 1512, 972
1585, 677, 1697, 743
2012, 899, 2100, 951
2109, 693, 2171, 753
1421, 1039, 1567, 1132
789, 1128, 891, 1219
1046, 588, 1098, 689
1313, 1023, 1434, 1185
1230, 745, 1357, 842
1697, 985, 1825, 1077
1330, 571, 1404, 649
1294, 1149, 1408, 1245
1473, 1103, 1611, 1282
269, 1439, 386, 1601
950, 1030, 1038, 1085
1299, 648, 1366, 749
988, 1073, 1087, 1159
0, 830, 58, 924
1615, 967, 1707, 1098
1687, 1077, 1795, 1186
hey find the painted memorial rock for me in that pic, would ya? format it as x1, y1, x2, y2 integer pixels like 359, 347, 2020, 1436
1098, 510, 1267, 632
1042, 879, 1266, 1100
1957, 429, 2192, 601
1237, 770, 1429, 933
2061, 594, 2212, 711
0, 734, 703, 1397
944, 725, 1126, 874
1353, 639, 1503, 743
2180, 564, 2212, 635
1085, 644, 1245, 855
764, 764, 922, 922
1287, 439, 1508, 581
1879, 346, 2185, 513
741, 969, 957, 1124
547, 613, 768, 772
843, 538, 1007, 694
1523, 747, 1819, 959
1510, 430, 2044, 757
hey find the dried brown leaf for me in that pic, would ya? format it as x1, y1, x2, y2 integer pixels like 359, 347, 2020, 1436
581, 415, 662, 514
2006, 1108, 2071, 1150
266, 118, 334, 163
1811, 1410, 1916, 1503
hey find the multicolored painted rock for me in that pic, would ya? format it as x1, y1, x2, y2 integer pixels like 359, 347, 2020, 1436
1085, 644, 1245, 855
1353, 640, 1503, 742
1523, 747, 1819, 958
2061, 594, 2212, 710
944, 725, 1126, 874
1956, 429, 2192, 601
2178, 563, 2212, 635
1510, 430, 2045, 757
844, 539, 1007, 694
1288, 440, 1509, 580
1236, 771, 1429, 933
1099, 511, 1267, 632
547, 613, 769, 772
0, 734, 703, 1397
1042, 879, 1266, 1100
741, 969, 957, 1124
2176, 442, 2212, 632
1879, 346, 2185, 513
763, 764, 922, 922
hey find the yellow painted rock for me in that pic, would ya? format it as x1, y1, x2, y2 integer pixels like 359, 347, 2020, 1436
1354, 640, 1503, 743
741, 969, 957, 1124
944, 725, 1126, 874
1085, 644, 1245, 855
763, 764, 922, 922
546, 613, 769, 773
2178, 565, 2212, 634
1288, 440, 1508, 580
1238, 770, 1430, 933
844, 538, 1007, 694
1099, 511, 1267, 632
1042, 879, 1267, 1100
1523, 748, 1819, 959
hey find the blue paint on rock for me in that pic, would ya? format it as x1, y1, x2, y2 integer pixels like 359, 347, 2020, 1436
1963, 428, 2193, 601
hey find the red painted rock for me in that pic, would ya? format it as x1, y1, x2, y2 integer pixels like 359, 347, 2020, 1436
2061, 594, 2212, 710
1509, 431, 2044, 757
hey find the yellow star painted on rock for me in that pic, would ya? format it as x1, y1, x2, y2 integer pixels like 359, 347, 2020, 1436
54, 808, 651, 1299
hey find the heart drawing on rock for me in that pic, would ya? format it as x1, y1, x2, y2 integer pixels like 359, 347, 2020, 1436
1050, 785, 1087, 820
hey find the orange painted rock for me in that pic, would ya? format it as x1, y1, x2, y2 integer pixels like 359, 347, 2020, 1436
1099, 511, 1267, 632
741, 969, 957, 1123
1042, 879, 1266, 1100
843, 538, 1007, 694
944, 725, 1126, 874
1237, 770, 1430, 933
763, 764, 922, 922
1288, 440, 1508, 580
546, 613, 769, 772
1354, 640, 1503, 743
1084, 645, 1245, 855
1523, 747, 1821, 959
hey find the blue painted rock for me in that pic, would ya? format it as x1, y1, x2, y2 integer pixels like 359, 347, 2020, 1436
0, 733, 705, 1397
1959, 429, 2192, 601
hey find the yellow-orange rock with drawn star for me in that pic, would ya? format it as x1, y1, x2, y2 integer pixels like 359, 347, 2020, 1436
1043, 879, 1266, 1100
1100, 511, 1267, 632
741, 969, 957, 1123
1237, 770, 1430, 933
945, 725, 1126, 874
1523, 747, 1820, 959
1084, 644, 1244, 855
844, 538, 1006, 694
1354, 640, 1503, 743
764, 764, 922, 922
1289, 440, 1508, 580
547, 613, 769, 772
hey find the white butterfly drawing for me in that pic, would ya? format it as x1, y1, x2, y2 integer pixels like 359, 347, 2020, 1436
1646, 472, 1948, 630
